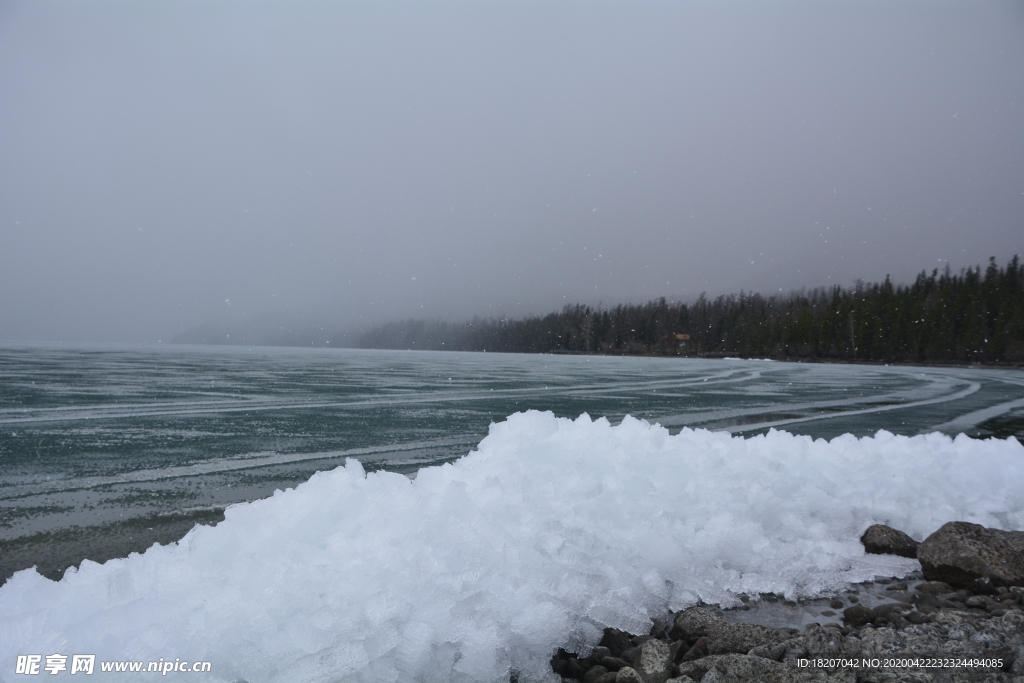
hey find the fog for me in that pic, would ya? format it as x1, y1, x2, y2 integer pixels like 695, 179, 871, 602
1, 0, 1022, 344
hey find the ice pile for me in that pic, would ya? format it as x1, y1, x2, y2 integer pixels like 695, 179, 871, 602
2, 411, 1023, 682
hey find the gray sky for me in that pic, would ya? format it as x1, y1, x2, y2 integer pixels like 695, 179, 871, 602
2, 0, 1023, 343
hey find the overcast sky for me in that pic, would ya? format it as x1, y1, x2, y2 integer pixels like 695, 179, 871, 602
1, 0, 1022, 343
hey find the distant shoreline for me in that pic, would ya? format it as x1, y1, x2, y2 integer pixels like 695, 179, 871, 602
169, 257, 1024, 366
365, 345, 1024, 370
152, 340, 1024, 370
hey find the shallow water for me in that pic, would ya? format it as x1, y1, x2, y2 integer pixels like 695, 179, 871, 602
1, 343, 1022, 581
717, 573, 926, 631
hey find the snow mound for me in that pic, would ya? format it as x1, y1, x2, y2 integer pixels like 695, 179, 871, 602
2, 411, 1022, 682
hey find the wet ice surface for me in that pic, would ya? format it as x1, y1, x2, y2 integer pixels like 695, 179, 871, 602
1, 342, 1023, 581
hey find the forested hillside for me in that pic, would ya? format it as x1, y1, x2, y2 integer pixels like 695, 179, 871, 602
357, 257, 1024, 364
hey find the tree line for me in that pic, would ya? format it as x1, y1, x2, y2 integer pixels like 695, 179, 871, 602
356, 256, 1024, 364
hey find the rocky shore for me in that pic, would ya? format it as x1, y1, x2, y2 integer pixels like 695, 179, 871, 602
550, 522, 1024, 683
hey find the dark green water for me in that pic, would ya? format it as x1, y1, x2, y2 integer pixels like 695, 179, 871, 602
1, 343, 1022, 581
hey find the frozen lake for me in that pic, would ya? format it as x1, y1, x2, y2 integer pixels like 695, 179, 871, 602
1, 343, 1023, 581
2, 343, 1024, 681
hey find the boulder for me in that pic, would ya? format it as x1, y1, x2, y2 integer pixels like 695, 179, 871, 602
601, 628, 636, 657
550, 651, 584, 679
917, 521, 1024, 588
842, 604, 873, 627
600, 656, 630, 672
631, 639, 673, 683
679, 637, 708, 662
615, 667, 644, 683
802, 625, 862, 658
670, 606, 726, 642
914, 581, 952, 594
705, 622, 787, 655
747, 640, 788, 661
860, 524, 919, 558
870, 602, 913, 620
670, 611, 785, 659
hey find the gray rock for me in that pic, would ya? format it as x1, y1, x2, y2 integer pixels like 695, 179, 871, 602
680, 637, 708, 662
705, 622, 787, 655
800, 625, 861, 657
870, 602, 913, 620
632, 639, 672, 683
676, 654, 788, 682
553, 655, 585, 679
882, 590, 914, 603
965, 595, 997, 611
747, 640, 788, 661
555, 561, 1024, 681
670, 606, 725, 642
779, 637, 810, 663
602, 628, 635, 657
886, 613, 911, 629
904, 611, 931, 624
843, 604, 873, 627
861, 524, 919, 558
914, 580, 953, 594
917, 521, 1024, 588
931, 609, 984, 627
969, 576, 1001, 595
677, 653, 846, 682
615, 666, 643, 683
1012, 644, 1024, 675
600, 656, 630, 672
997, 592, 1021, 605
649, 618, 670, 639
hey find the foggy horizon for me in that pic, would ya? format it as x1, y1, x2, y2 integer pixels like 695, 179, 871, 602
2, 0, 1023, 344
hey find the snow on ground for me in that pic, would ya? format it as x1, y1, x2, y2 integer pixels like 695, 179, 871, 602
2, 411, 1022, 682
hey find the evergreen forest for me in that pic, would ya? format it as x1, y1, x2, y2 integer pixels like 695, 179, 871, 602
356, 257, 1024, 364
